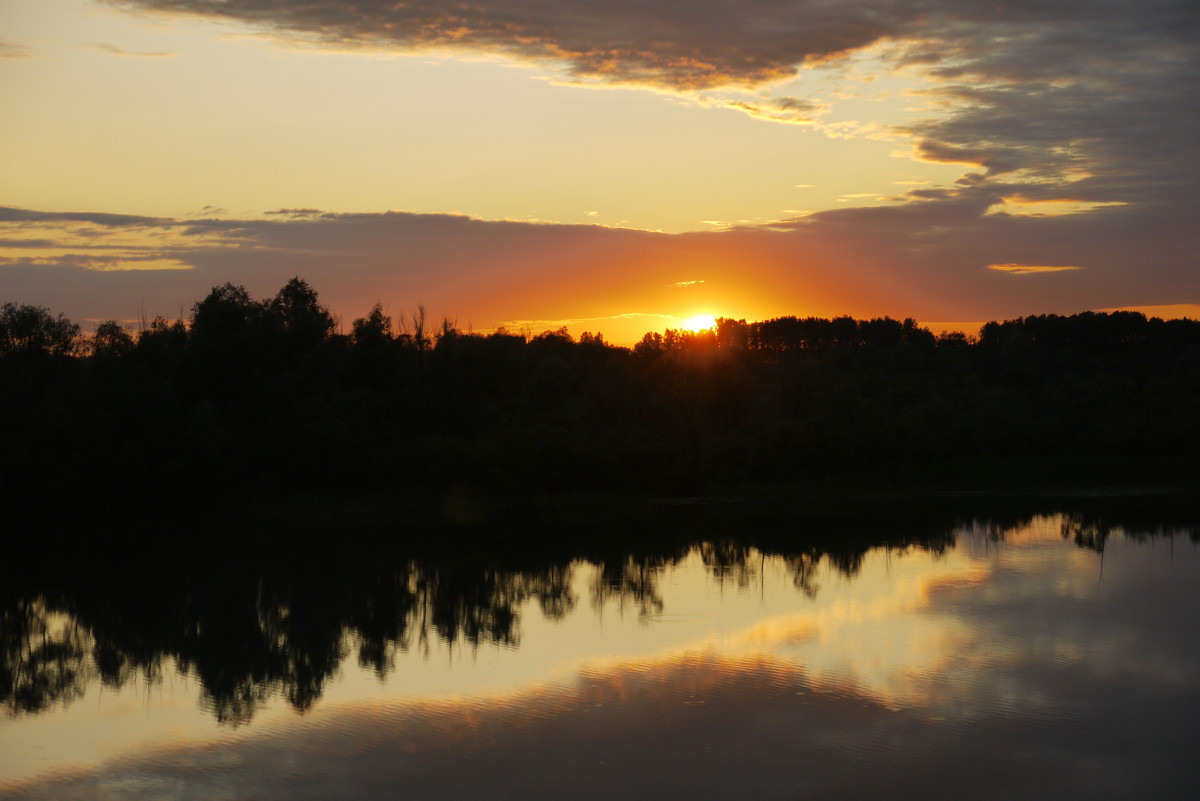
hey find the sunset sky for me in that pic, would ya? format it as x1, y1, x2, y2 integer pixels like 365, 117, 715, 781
3, 0, 1197, 342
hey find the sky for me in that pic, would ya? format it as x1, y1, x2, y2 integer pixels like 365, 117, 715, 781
2, 0, 1197, 343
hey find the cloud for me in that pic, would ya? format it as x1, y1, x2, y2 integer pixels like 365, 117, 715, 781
719, 96, 828, 125
0, 239, 60, 249
84, 43, 176, 58
0, 40, 32, 59
0, 207, 667, 334
988, 263, 1081, 275
0, 209, 205, 285
264, 208, 326, 218
902, 5, 1200, 209
3, 194, 1197, 343
104, 0, 921, 90
1, 254, 193, 272
102, 1, 1198, 225
0, 206, 168, 227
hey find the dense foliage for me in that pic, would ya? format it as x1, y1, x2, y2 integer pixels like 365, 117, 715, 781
3, 279, 1199, 514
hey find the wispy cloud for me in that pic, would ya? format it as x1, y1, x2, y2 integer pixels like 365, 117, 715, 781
0, 206, 169, 227
987, 263, 1081, 275
0, 206, 240, 277
717, 96, 828, 125
2, 253, 192, 272
0, 40, 32, 59
264, 208, 327, 218
0, 239, 60, 249
84, 42, 176, 58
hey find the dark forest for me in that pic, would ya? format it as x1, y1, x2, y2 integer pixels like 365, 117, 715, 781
3, 279, 1199, 522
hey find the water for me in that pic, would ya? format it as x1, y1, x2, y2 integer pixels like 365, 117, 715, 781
2, 506, 1198, 799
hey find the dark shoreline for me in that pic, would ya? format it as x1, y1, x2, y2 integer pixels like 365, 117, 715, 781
11, 452, 1200, 543
6, 285, 1199, 535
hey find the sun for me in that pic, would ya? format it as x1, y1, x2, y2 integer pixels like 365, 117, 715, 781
681, 314, 717, 332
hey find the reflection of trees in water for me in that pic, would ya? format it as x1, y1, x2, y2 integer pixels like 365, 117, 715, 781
0, 554, 584, 726
1, 509, 1190, 724
1, 599, 92, 715
591, 556, 668, 619
699, 541, 759, 590
1059, 511, 1200, 553
696, 541, 824, 600
1061, 515, 1115, 552
962, 503, 1200, 555
781, 552, 823, 599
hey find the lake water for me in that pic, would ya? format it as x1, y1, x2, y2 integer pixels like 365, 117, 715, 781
2, 503, 1199, 799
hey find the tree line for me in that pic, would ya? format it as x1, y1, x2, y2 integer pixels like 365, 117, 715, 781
2, 279, 1199, 516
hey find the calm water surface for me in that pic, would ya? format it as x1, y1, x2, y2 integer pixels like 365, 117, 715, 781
2, 508, 1198, 799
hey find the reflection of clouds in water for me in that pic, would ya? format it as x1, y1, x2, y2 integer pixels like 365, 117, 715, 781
0, 648, 1000, 800
12, 624, 1198, 800
904, 517, 1200, 726
5, 517, 1198, 800
0, 535, 1000, 796
3, 653, 850, 800
743, 547, 983, 710
704, 516, 1200, 736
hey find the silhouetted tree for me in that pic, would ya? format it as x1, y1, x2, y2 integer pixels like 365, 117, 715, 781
0, 302, 80, 357
859, 317, 903, 347
351, 303, 393, 348
830, 315, 858, 348
190, 283, 264, 343
715, 317, 749, 351
90, 320, 134, 359
134, 316, 188, 364
268, 276, 335, 353
404, 304, 431, 351
634, 331, 666, 356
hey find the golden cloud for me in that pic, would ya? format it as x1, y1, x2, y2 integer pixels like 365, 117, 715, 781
987, 263, 1081, 275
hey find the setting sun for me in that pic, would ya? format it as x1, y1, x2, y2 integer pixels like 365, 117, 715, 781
3, 0, 1200, 798
681, 314, 717, 332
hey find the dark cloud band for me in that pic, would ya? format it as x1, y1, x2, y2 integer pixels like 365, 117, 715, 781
103, 1, 1199, 213
0, 207, 168, 227
103, 0, 921, 89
